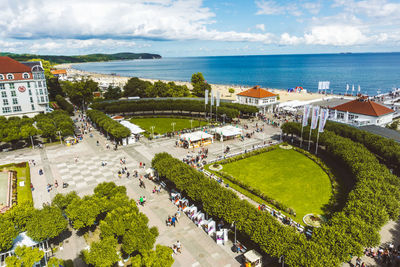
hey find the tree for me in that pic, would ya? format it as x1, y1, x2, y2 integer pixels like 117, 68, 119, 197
103, 85, 122, 100
6, 246, 44, 267
83, 237, 119, 267
191, 72, 211, 97
63, 78, 98, 110
47, 78, 65, 100
228, 88, 235, 94
0, 218, 19, 252
47, 257, 65, 267
52, 191, 80, 211
65, 196, 102, 230
123, 77, 152, 98
141, 245, 174, 267
6, 201, 35, 231
26, 206, 67, 241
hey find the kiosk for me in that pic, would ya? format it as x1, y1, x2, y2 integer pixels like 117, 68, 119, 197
243, 250, 263, 267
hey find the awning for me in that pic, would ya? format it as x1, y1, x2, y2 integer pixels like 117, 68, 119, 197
180, 131, 213, 142
210, 125, 242, 137
119, 120, 145, 135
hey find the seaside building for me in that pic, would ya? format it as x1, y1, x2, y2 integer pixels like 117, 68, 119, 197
50, 69, 67, 80
328, 97, 394, 126
0, 56, 50, 117
236, 85, 278, 113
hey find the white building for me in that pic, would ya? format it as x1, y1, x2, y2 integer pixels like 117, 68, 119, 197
329, 97, 394, 126
236, 85, 278, 113
0, 57, 49, 118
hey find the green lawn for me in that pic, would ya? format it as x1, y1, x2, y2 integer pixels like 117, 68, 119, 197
221, 148, 332, 220
130, 117, 208, 135
0, 163, 33, 205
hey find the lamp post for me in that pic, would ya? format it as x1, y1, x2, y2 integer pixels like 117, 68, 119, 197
232, 221, 237, 245
150, 126, 155, 139
222, 114, 226, 125
57, 131, 62, 145
190, 120, 193, 129
30, 135, 35, 149
171, 122, 176, 133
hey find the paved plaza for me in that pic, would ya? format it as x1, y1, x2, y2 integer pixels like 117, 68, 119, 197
0, 119, 281, 266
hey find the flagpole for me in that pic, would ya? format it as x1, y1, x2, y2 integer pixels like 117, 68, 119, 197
300, 124, 304, 148
315, 131, 320, 155
307, 124, 313, 151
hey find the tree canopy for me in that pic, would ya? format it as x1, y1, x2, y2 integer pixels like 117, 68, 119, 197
191, 72, 211, 97
26, 206, 68, 241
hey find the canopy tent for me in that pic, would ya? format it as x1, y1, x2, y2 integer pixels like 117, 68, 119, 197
180, 131, 213, 142
210, 125, 242, 137
12, 232, 38, 250
120, 120, 145, 135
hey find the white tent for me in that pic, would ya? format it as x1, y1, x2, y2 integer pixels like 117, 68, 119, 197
210, 125, 242, 137
12, 232, 38, 250
180, 131, 213, 142
120, 120, 145, 135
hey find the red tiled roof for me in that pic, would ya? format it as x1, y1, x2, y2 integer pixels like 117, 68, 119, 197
0, 56, 31, 74
237, 85, 277, 98
51, 69, 67, 75
331, 98, 394, 117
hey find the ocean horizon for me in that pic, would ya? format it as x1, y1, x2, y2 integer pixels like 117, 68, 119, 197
74, 52, 400, 96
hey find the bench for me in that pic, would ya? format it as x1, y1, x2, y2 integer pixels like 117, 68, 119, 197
160, 181, 166, 188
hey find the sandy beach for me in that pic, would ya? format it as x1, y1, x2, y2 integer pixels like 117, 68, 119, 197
55, 63, 347, 103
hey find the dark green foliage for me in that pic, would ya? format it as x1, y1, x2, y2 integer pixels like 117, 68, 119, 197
65, 196, 103, 230
86, 110, 131, 139
0, 218, 19, 252
122, 78, 191, 98
103, 86, 122, 100
55, 95, 74, 115
61, 78, 98, 109
91, 99, 257, 119
35, 110, 75, 138
25, 206, 68, 241
2, 52, 161, 64
52, 191, 80, 211
83, 237, 119, 267
47, 78, 65, 100
5, 246, 44, 266
191, 72, 211, 97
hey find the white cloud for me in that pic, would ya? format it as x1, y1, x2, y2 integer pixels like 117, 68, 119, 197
255, 24, 265, 31
255, 0, 302, 16
279, 33, 303, 45
334, 0, 400, 18
302, 2, 321, 15
304, 25, 368, 46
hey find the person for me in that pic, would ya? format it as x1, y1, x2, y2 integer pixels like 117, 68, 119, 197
126, 171, 130, 178
39, 169, 43, 175
355, 257, 362, 267
139, 196, 144, 206
54, 180, 58, 188
171, 216, 176, 227
175, 241, 181, 253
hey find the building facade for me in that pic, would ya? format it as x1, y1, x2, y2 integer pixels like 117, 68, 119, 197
329, 97, 394, 126
0, 57, 49, 118
236, 85, 278, 113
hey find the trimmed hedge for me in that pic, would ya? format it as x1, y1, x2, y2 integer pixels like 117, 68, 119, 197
324, 121, 400, 174
87, 110, 131, 139
90, 99, 258, 119
55, 95, 74, 115
153, 122, 400, 266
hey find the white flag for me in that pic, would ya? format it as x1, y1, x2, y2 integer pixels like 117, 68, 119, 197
318, 109, 329, 133
216, 91, 220, 107
205, 89, 209, 105
358, 85, 361, 92
352, 84, 355, 92
302, 105, 311, 127
310, 106, 320, 130
211, 90, 214, 106
346, 84, 349, 92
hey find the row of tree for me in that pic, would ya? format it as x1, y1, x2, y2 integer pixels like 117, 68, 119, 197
0, 111, 74, 148
153, 121, 400, 267
55, 95, 74, 115
91, 99, 258, 120
323, 121, 400, 174
281, 122, 400, 264
53, 182, 174, 266
86, 110, 131, 141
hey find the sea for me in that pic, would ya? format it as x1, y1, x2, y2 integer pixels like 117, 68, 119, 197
74, 53, 400, 96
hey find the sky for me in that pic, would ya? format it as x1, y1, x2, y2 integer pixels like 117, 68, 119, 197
1, 0, 400, 57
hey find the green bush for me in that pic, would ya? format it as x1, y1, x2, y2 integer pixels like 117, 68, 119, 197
55, 95, 74, 115
87, 110, 131, 140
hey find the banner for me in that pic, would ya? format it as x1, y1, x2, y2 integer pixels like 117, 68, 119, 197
211, 90, 214, 106
205, 89, 209, 105
310, 106, 320, 129
318, 108, 328, 132
216, 91, 220, 107
302, 105, 311, 127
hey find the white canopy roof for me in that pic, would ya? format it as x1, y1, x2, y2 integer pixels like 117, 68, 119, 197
120, 120, 145, 134
211, 125, 242, 137
12, 232, 38, 250
180, 131, 213, 142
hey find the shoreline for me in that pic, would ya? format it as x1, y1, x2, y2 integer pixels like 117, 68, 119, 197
55, 63, 351, 103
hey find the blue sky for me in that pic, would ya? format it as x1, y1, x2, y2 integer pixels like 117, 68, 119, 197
1, 0, 400, 57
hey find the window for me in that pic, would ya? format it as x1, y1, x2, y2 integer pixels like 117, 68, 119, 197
12, 106, 22, 112
3, 99, 8, 105
9, 83, 14, 89
38, 81, 42, 87
23, 73, 29, 79
43, 81, 46, 87
1, 91, 6, 98
11, 91, 16, 97
27, 82, 30, 88
35, 89, 38, 95
34, 82, 37, 88
28, 89, 32, 96
45, 96, 48, 102
0, 84, 4, 90
0, 75, 4, 80
41, 96, 44, 102
31, 104, 35, 111
30, 97, 33, 103
2, 107, 11, 113
6, 74, 13, 80
39, 89, 43, 95
12, 98, 18, 105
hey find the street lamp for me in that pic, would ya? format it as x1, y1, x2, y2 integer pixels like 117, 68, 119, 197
57, 131, 62, 145
30, 135, 35, 149
150, 126, 155, 139
222, 114, 226, 125
190, 120, 193, 129
231, 221, 237, 245
171, 122, 176, 133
